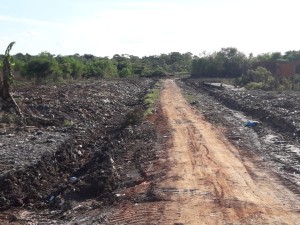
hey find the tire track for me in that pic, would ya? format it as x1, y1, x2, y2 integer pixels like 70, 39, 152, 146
157, 79, 300, 224
107, 79, 300, 225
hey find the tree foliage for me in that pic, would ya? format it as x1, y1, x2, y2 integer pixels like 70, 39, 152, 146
191, 47, 248, 78
236, 66, 300, 91
6, 47, 300, 90
10, 51, 193, 83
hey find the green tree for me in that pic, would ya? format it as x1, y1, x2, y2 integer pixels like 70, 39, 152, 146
85, 58, 117, 78
247, 66, 273, 83
270, 52, 282, 61
256, 53, 272, 61
191, 47, 248, 78
113, 54, 133, 77
56, 55, 85, 79
219, 47, 247, 77
283, 50, 300, 61
236, 67, 275, 90
23, 55, 62, 83
119, 67, 132, 77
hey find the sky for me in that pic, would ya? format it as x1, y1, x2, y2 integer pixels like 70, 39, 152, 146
0, 0, 299, 57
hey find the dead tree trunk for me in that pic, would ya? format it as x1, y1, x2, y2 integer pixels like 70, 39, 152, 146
1, 54, 12, 100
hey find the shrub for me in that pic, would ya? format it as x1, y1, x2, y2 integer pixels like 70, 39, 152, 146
245, 82, 264, 90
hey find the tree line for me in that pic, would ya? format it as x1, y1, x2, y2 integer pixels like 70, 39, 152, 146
191, 47, 300, 91
1, 45, 300, 90
191, 47, 300, 78
0, 51, 193, 84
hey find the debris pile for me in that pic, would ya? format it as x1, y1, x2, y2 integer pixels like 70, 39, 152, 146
0, 78, 158, 212
184, 79, 300, 139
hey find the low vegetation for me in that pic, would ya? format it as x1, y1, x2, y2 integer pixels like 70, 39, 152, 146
190, 48, 300, 91
143, 82, 162, 116
236, 66, 300, 91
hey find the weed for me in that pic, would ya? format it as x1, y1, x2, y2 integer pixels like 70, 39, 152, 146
143, 86, 160, 116
63, 119, 74, 126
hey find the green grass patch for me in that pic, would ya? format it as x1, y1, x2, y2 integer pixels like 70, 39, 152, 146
143, 81, 162, 116
63, 119, 74, 126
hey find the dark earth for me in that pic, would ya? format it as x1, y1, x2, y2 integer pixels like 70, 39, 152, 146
0, 78, 299, 224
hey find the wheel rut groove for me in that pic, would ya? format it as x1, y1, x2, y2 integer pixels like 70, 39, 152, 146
107, 79, 300, 225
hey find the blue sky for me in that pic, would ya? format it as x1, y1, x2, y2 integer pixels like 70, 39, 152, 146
1, 0, 299, 57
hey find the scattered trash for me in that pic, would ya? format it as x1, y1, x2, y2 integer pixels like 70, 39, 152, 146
110, 157, 115, 164
69, 177, 78, 183
49, 195, 55, 202
115, 193, 125, 197
245, 120, 259, 127
103, 98, 110, 104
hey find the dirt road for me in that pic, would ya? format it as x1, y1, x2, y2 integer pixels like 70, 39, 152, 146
108, 79, 300, 225
157, 79, 300, 224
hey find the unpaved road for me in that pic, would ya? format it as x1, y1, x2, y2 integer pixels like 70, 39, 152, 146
108, 79, 300, 225
157, 79, 300, 224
